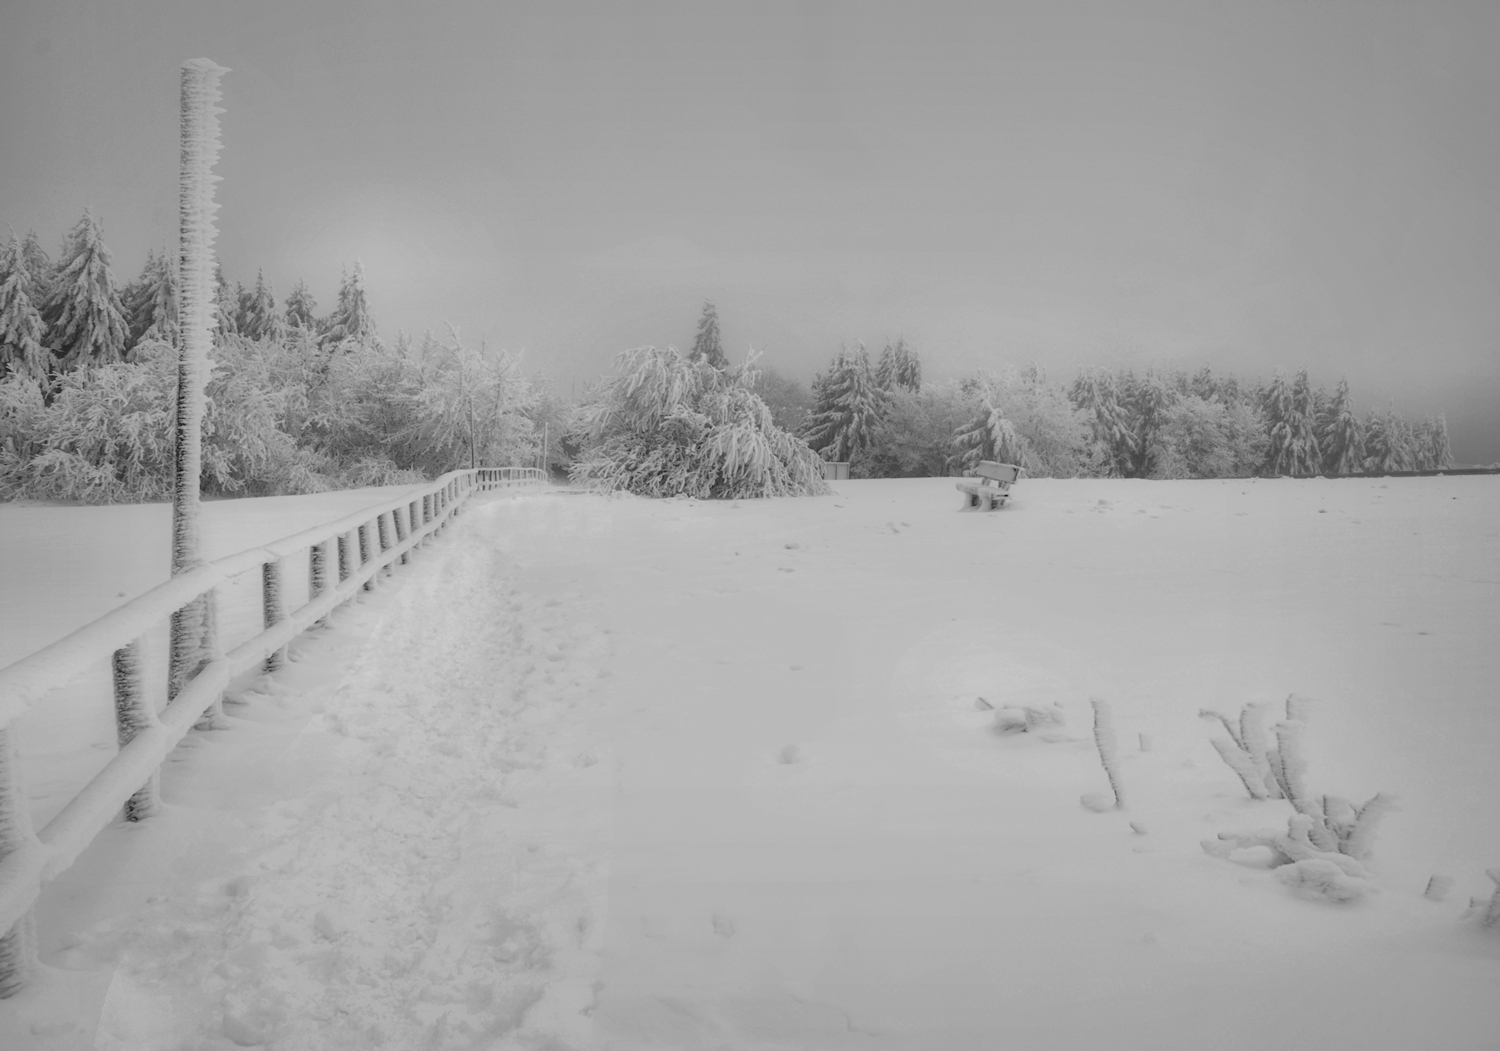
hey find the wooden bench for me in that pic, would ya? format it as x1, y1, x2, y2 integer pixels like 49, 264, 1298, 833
956, 461, 1020, 510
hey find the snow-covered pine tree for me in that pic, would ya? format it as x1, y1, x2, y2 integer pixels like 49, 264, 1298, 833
120, 248, 179, 353
1068, 367, 1135, 476
1260, 368, 1321, 476
570, 344, 827, 498
1412, 416, 1454, 471
1122, 370, 1177, 477
800, 341, 884, 468
322, 262, 377, 349
688, 299, 728, 369
236, 269, 280, 342
41, 209, 129, 371
874, 336, 922, 392
1360, 403, 1414, 473
0, 234, 50, 383
1315, 377, 1362, 475
18, 231, 56, 308
284, 279, 319, 332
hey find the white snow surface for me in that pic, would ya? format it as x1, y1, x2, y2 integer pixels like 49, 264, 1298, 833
1, 476, 1499, 1049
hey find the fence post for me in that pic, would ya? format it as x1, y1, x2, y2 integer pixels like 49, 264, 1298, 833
336, 533, 352, 585
112, 639, 161, 822
391, 508, 408, 565
309, 540, 330, 624
0, 725, 39, 998
376, 511, 393, 575
358, 522, 374, 591
263, 560, 286, 671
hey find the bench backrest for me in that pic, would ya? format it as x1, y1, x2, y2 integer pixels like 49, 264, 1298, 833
975, 461, 1021, 484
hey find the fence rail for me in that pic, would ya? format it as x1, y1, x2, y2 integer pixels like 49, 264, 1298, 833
0, 465, 546, 995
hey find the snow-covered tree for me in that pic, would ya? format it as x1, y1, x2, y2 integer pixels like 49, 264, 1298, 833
954, 366, 1092, 477
571, 345, 827, 498
120, 248, 179, 353
41, 209, 129, 370
1149, 395, 1267, 478
1068, 368, 1136, 476
1413, 415, 1453, 471
1261, 368, 1321, 476
1315, 377, 1362, 475
875, 336, 921, 392
0, 234, 49, 383
284, 279, 319, 332
322, 262, 377, 349
862, 379, 974, 477
801, 342, 883, 468
687, 299, 727, 369
235, 270, 281, 342
1360, 404, 1414, 473
753, 364, 814, 434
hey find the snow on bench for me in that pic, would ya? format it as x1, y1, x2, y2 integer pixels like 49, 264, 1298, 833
956, 461, 1020, 511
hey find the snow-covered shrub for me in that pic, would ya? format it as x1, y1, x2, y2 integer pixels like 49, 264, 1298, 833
0, 351, 175, 501
1201, 695, 1393, 860
1466, 870, 1500, 929
1202, 695, 1395, 903
572, 345, 828, 499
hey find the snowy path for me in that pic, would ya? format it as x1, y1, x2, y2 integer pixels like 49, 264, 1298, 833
4, 478, 1499, 1049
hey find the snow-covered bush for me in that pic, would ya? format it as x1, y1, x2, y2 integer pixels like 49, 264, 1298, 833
571, 345, 828, 499
1201, 694, 1394, 903
861, 380, 975, 478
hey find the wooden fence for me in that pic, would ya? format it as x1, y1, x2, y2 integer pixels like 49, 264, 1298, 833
0, 466, 546, 995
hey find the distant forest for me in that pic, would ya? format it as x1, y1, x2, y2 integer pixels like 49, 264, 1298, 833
0, 211, 1453, 503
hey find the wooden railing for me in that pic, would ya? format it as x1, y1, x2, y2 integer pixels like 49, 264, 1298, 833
0, 466, 546, 995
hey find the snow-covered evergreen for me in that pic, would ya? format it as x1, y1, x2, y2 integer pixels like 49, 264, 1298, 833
800, 342, 883, 468
1315, 377, 1362, 475
41, 209, 129, 371
954, 366, 1091, 477
0, 235, 49, 383
1068, 368, 1135, 476
236, 269, 282, 343
687, 299, 728, 369
322, 263, 378, 349
874, 336, 921, 392
571, 345, 827, 498
284, 279, 319, 333
1261, 368, 1322, 477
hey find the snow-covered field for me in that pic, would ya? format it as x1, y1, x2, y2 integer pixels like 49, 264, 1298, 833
2, 476, 1498, 1049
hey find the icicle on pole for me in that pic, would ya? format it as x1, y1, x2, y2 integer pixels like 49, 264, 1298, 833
170, 59, 229, 718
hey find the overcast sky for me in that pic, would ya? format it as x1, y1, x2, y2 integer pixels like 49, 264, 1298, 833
2, 0, 1498, 460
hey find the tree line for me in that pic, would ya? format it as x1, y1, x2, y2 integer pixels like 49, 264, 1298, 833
784, 329, 1453, 480
0, 211, 552, 502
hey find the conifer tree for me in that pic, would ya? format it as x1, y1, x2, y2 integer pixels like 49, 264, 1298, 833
120, 249, 179, 352
1315, 377, 1362, 475
688, 299, 727, 368
1261, 368, 1321, 476
322, 262, 377, 348
1360, 404, 1414, 473
800, 341, 883, 466
284, 279, 319, 332
41, 209, 129, 370
1413, 416, 1453, 471
236, 269, 279, 341
875, 336, 922, 392
1068, 368, 1135, 476
19, 230, 56, 307
0, 234, 49, 382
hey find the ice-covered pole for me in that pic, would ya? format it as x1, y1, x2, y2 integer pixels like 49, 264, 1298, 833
170, 59, 229, 716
